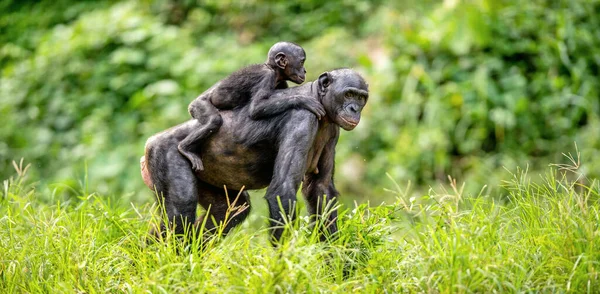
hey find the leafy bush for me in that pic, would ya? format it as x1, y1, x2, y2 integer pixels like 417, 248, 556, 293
350, 0, 600, 193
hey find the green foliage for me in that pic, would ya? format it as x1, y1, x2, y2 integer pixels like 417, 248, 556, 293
355, 0, 600, 192
150, 0, 383, 41
0, 0, 114, 66
2, 160, 599, 291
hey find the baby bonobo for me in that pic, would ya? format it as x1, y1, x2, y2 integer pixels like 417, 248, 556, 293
178, 42, 325, 172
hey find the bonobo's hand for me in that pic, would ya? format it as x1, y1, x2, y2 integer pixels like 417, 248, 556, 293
297, 96, 325, 120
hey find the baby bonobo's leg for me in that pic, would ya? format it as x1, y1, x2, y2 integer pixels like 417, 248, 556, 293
178, 96, 223, 172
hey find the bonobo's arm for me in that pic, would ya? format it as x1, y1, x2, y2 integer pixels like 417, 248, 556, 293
249, 83, 325, 120
264, 109, 320, 244
302, 131, 340, 240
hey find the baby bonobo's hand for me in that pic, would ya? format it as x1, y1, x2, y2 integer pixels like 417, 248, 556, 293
298, 96, 325, 120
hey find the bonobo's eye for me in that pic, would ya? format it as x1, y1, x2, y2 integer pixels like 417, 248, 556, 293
345, 92, 352, 99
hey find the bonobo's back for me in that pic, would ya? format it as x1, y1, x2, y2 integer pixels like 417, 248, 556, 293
215, 64, 277, 108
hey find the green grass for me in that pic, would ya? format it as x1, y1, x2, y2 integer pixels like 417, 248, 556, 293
1, 159, 600, 293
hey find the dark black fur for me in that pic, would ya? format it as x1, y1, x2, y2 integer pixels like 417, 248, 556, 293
141, 68, 368, 244
178, 42, 325, 172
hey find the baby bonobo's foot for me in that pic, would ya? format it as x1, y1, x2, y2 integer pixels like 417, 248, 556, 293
188, 155, 204, 172
178, 145, 205, 172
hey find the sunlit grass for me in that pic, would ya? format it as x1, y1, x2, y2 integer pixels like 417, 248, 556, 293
1, 159, 599, 292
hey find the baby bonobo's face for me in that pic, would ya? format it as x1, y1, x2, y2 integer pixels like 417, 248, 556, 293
285, 48, 306, 84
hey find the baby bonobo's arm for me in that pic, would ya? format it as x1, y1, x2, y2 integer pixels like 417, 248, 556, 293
178, 83, 223, 172
249, 76, 325, 120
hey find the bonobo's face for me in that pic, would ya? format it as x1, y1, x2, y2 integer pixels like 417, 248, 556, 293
285, 48, 307, 84
320, 69, 369, 131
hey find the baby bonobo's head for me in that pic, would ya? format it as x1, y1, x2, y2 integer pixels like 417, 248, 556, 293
266, 42, 306, 84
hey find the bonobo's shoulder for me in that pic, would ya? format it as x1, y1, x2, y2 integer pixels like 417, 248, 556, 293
285, 107, 320, 123
275, 81, 313, 95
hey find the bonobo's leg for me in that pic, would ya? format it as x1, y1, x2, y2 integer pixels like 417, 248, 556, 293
302, 135, 340, 241
194, 182, 251, 241
264, 110, 318, 244
178, 95, 223, 172
302, 178, 340, 241
145, 134, 199, 239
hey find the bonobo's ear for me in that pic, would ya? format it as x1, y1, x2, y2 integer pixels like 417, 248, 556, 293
318, 72, 332, 95
275, 52, 287, 69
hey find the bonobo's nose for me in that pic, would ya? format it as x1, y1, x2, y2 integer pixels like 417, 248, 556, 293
348, 104, 359, 113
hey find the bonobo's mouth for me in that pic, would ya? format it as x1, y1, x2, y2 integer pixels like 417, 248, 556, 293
340, 117, 359, 130
296, 76, 305, 83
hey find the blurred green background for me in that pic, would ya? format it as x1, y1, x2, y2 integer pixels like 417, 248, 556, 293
1, 0, 599, 203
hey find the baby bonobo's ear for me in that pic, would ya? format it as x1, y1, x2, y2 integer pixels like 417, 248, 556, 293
275, 52, 288, 69
318, 72, 332, 96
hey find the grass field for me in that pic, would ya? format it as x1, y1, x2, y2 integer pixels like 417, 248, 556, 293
1, 158, 600, 293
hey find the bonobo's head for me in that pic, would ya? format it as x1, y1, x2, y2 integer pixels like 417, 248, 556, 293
266, 42, 307, 84
317, 69, 369, 131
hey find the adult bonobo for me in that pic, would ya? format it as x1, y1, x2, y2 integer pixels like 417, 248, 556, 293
141, 68, 368, 244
